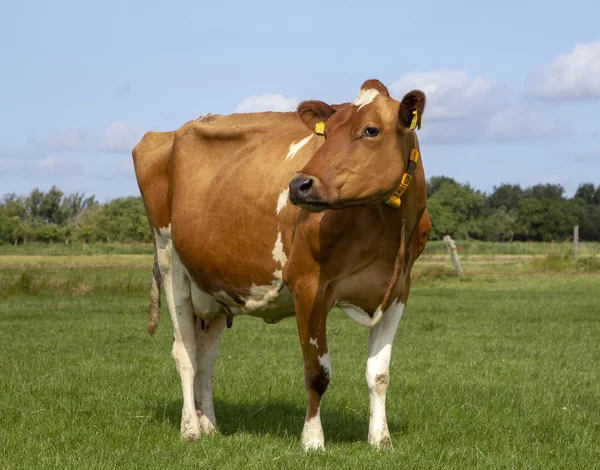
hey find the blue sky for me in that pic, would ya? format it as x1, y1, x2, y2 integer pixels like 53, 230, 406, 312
1, 0, 599, 201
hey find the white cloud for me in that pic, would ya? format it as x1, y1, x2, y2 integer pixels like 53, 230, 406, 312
390, 71, 501, 119
531, 41, 600, 99
47, 128, 86, 150
390, 70, 562, 144
235, 93, 299, 113
484, 107, 560, 141
36, 156, 84, 174
0, 156, 84, 176
101, 122, 143, 152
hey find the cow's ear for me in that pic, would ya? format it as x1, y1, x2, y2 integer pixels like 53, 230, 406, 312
297, 100, 337, 135
398, 90, 426, 130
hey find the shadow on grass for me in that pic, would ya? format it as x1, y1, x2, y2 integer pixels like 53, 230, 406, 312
151, 398, 406, 444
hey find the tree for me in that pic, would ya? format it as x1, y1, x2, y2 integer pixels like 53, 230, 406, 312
523, 183, 564, 201
580, 205, 600, 241
575, 183, 596, 205
488, 184, 524, 211
427, 176, 458, 198
480, 207, 517, 242
515, 197, 585, 241
427, 181, 486, 239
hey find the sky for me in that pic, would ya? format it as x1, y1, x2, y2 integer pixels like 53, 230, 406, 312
1, 0, 599, 201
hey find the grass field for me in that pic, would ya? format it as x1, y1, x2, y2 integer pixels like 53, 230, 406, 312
1, 247, 599, 469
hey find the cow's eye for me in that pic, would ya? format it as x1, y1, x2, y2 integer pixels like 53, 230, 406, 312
363, 126, 380, 137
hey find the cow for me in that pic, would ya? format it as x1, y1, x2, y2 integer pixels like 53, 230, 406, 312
132, 79, 431, 451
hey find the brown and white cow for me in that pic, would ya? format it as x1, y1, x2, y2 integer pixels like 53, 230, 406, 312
133, 79, 430, 450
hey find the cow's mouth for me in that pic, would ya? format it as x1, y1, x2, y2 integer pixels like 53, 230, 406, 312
293, 200, 329, 213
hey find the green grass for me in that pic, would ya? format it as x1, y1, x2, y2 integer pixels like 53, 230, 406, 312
1, 256, 599, 469
0, 242, 154, 256
423, 240, 600, 257
2, 240, 600, 257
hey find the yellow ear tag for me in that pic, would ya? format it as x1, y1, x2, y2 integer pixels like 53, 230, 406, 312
409, 110, 419, 130
315, 121, 325, 135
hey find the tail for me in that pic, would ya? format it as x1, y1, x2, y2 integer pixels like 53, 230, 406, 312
147, 251, 162, 335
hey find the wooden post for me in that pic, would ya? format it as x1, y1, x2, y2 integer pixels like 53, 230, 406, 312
443, 235, 464, 276
573, 225, 579, 261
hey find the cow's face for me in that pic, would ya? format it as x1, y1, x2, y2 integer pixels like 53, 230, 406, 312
289, 80, 425, 212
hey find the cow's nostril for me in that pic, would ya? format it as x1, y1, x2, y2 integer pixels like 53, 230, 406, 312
299, 178, 313, 193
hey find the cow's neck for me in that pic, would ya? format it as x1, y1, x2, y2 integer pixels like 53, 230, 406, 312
379, 136, 425, 310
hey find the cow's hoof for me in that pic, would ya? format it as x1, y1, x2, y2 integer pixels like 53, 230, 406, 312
302, 440, 325, 452
198, 414, 218, 435
180, 415, 201, 441
180, 427, 201, 441
370, 435, 393, 450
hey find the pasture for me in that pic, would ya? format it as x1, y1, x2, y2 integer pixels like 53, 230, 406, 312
0, 245, 599, 469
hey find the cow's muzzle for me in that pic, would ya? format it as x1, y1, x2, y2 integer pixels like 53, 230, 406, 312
288, 174, 328, 212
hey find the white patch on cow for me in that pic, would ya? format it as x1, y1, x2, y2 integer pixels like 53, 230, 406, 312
302, 406, 325, 451
285, 135, 313, 161
272, 231, 288, 266
211, 290, 239, 307
336, 301, 385, 328
309, 337, 318, 348
190, 283, 222, 318
276, 188, 289, 215
153, 224, 171, 250
318, 352, 332, 378
243, 281, 284, 311
365, 299, 405, 449
353, 88, 379, 110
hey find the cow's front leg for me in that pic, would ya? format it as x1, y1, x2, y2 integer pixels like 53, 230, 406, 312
294, 285, 330, 451
366, 300, 405, 449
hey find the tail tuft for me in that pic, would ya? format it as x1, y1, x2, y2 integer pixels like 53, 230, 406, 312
147, 252, 162, 335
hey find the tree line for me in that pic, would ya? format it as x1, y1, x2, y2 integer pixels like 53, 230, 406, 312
0, 180, 599, 245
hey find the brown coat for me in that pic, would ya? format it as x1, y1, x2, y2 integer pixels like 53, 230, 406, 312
133, 79, 431, 449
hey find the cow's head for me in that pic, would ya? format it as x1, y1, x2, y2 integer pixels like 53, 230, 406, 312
289, 79, 425, 212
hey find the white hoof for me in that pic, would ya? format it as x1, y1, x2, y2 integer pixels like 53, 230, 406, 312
180, 412, 201, 441
197, 412, 218, 435
369, 433, 393, 450
302, 439, 325, 452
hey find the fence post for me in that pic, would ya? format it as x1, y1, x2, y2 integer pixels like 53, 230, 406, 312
573, 225, 579, 261
443, 235, 464, 277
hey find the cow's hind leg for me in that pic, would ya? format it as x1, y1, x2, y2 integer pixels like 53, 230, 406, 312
194, 314, 226, 434
157, 238, 200, 441
365, 300, 405, 449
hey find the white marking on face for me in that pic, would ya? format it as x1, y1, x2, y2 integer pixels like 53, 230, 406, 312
353, 88, 379, 111
285, 135, 313, 161
309, 337, 318, 348
302, 406, 324, 451
272, 232, 288, 266
276, 188, 289, 215
318, 352, 332, 378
